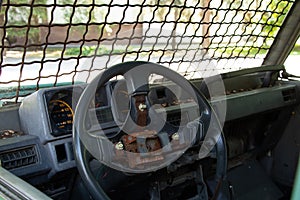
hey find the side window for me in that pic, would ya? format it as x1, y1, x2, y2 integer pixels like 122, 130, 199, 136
285, 37, 300, 76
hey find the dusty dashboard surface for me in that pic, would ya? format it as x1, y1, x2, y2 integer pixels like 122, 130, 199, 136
0, 70, 296, 170
13, 79, 197, 174
0, 66, 299, 200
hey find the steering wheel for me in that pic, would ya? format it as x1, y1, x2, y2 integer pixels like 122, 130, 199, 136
73, 61, 227, 199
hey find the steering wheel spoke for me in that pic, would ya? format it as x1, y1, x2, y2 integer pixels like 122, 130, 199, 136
123, 65, 151, 94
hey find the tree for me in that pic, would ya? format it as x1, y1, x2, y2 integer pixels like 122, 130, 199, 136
57, 0, 111, 36
222, 0, 293, 46
260, 0, 292, 45
147, 0, 197, 49
0, 13, 5, 59
147, 0, 213, 50
201, 0, 211, 51
1, 0, 48, 47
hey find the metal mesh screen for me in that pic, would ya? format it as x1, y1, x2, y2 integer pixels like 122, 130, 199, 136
0, 0, 295, 102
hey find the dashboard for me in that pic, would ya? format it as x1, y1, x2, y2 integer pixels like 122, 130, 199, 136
12, 77, 205, 176
15, 80, 193, 174
18, 77, 297, 160
0, 68, 299, 199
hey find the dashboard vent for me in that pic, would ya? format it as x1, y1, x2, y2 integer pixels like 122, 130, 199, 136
0, 146, 38, 170
282, 88, 296, 102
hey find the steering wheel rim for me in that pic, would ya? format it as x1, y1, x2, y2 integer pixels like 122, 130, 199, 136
73, 61, 227, 199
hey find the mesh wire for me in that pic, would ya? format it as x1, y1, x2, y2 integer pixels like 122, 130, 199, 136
0, 0, 295, 102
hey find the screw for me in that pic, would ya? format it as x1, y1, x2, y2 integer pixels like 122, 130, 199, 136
138, 103, 147, 111
172, 132, 179, 141
115, 142, 124, 150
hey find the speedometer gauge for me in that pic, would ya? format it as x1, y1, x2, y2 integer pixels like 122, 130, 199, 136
48, 99, 74, 136
44, 87, 83, 137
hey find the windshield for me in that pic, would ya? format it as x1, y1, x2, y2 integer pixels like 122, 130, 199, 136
0, 0, 295, 102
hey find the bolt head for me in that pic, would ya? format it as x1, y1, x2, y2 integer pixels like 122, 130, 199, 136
115, 142, 124, 150
172, 133, 179, 141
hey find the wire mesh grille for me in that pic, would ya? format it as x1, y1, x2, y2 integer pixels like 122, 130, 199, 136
0, 0, 295, 102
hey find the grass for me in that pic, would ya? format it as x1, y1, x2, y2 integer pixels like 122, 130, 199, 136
64, 45, 128, 56
5, 45, 132, 58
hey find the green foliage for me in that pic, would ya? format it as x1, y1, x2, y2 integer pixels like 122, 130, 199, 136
57, 0, 108, 35
3, 0, 47, 26
64, 45, 132, 56
261, 0, 291, 36
290, 43, 300, 55
1, 0, 48, 42
1, 0, 110, 47
259, 0, 292, 44
215, 46, 268, 57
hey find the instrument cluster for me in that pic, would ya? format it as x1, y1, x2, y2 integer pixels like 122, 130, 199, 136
44, 83, 116, 137
45, 88, 79, 137
43, 80, 187, 137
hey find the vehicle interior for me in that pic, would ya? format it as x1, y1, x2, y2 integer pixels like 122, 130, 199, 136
0, 0, 300, 199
